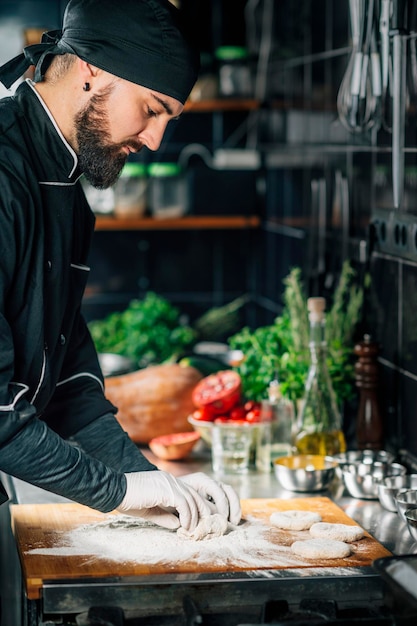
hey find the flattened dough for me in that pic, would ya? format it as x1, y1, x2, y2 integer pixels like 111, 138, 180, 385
309, 522, 364, 543
291, 538, 351, 560
270, 510, 322, 531
177, 513, 228, 541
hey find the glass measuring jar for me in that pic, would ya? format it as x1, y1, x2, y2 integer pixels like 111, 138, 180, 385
148, 162, 188, 219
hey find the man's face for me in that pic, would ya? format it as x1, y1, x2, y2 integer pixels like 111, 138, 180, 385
74, 79, 183, 189
75, 87, 129, 188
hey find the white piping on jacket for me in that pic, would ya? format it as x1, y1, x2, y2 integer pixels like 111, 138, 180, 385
70, 263, 90, 271
0, 365, 104, 412
57, 372, 105, 393
26, 79, 78, 179
30, 349, 47, 404
0, 383, 30, 411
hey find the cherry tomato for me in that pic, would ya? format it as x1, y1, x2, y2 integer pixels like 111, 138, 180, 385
192, 407, 216, 422
215, 418, 248, 426
229, 405, 247, 421
214, 416, 231, 424
245, 408, 261, 423
244, 400, 261, 413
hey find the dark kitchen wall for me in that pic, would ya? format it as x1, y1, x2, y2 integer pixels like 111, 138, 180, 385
1, 0, 416, 459
244, 0, 417, 460
0, 0, 66, 100
84, 0, 262, 329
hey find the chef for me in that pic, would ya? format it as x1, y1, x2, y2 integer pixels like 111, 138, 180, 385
0, 0, 241, 533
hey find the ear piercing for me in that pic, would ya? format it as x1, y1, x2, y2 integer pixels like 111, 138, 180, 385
83, 82, 90, 92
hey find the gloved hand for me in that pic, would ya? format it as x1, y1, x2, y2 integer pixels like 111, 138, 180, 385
117, 470, 211, 531
180, 472, 241, 525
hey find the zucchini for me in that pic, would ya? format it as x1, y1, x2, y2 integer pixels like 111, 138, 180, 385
178, 355, 226, 377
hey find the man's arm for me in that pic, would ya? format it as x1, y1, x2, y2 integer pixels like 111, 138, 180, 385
0, 414, 126, 512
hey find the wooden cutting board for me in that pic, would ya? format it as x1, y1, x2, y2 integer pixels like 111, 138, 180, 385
11, 497, 391, 600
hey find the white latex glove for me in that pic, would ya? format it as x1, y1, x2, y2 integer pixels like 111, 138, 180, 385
180, 472, 242, 526
117, 470, 211, 531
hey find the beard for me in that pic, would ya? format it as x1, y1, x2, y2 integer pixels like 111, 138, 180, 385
74, 87, 141, 189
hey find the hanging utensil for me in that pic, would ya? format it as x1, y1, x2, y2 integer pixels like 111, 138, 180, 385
337, 0, 365, 131
379, 0, 393, 130
391, 0, 408, 209
308, 177, 327, 294
407, 0, 417, 103
337, 0, 382, 133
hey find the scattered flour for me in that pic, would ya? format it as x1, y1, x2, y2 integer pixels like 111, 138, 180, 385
270, 510, 322, 531
26, 514, 322, 569
177, 513, 229, 541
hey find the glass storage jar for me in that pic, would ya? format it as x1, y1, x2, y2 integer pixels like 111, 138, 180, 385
113, 162, 148, 218
215, 46, 252, 97
148, 162, 188, 219
81, 176, 115, 215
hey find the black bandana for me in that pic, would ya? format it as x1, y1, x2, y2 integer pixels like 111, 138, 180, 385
0, 0, 199, 104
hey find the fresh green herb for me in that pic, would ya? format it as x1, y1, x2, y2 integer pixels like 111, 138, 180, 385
192, 295, 249, 341
228, 261, 364, 406
282, 267, 309, 352
88, 292, 196, 368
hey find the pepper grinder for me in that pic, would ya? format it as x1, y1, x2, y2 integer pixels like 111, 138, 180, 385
354, 334, 384, 450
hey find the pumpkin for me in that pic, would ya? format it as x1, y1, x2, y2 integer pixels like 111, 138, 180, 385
104, 363, 203, 444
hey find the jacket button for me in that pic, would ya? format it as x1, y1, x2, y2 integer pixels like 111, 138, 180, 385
46, 260, 52, 272
60, 334, 66, 345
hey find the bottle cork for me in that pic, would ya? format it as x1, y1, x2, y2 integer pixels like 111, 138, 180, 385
307, 297, 326, 322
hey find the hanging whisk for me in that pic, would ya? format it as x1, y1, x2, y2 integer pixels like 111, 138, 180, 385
337, 0, 382, 132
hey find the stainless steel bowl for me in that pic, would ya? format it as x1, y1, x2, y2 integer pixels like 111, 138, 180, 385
341, 461, 407, 500
333, 449, 395, 475
273, 454, 338, 492
395, 489, 417, 521
404, 508, 417, 542
98, 353, 136, 377
377, 474, 417, 512
192, 342, 245, 366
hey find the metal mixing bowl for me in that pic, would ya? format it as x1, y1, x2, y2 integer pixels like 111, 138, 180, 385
341, 461, 407, 500
395, 489, 417, 521
98, 353, 136, 377
377, 474, 417, 512
333, 450, 395, 476
273, 454, 338, 492
404, 508, 417, 543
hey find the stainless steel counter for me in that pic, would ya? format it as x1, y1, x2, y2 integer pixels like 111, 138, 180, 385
1, 444, 416, 626
141, 445, 417, 556
5, 443, 417, 556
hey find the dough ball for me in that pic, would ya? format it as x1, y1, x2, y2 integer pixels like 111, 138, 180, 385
270, 510, 322, 531
291, 538, 351, 560
177, 514, 228, 541
309, 522, 364, 543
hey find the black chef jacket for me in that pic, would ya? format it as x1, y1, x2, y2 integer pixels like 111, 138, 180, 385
0, 80, 154, 510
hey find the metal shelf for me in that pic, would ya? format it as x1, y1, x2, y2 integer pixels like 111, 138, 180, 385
184, 98, 260, 112
94, 215, 261, 231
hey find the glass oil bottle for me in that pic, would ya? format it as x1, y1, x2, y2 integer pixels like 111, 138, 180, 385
294, 297, 346, 456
